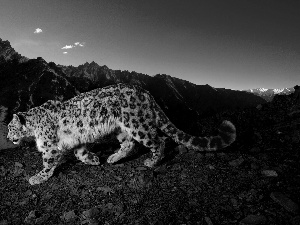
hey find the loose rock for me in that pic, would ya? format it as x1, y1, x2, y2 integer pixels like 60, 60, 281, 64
204, 216, 214, 225
270, 192, 299, 214
261, 170, 278, 177
239, 214, 267, 225
60, 210, 77, 222
24, 210, 37, 224
82, 207, 100, 219
229, 156, 244, 167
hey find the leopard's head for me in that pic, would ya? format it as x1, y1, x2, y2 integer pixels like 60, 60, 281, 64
7, 113, 29, 145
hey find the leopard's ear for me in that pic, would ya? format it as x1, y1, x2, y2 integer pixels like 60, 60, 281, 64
16, 113, 26, 125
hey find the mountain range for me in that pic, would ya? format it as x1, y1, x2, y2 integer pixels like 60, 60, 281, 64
0, 37, 284, 149
243, 88, 295, 102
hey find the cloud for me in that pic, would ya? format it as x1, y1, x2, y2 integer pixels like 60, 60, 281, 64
61, 45, 74, 49
34, 28, 43, 34
74, 42, 85, 47
61, 42, 85, 53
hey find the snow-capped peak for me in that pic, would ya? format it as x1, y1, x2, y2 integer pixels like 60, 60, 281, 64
258, 88, 268, 92
273, 88, 285, 94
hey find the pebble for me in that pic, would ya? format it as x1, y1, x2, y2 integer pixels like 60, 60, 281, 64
208, 165, 215, 170
14, 162, 23, 167
82, 207, 100, 219
229, 156, 244, 167
60, 210, 77, 222
24, 210, 37, 224
205, 153, 215, 158
204, 216, 214, 225
35, 214, 50, 225
96, 186, 114, 195
270, 192, 299, 214
261, 170, 278, 177
113, 175, 122, 181
19, 197, 29, 206
24, 190, 33, 196
239, 214, 267, 225
136, 166, 147, 171
0, 166, 7, 176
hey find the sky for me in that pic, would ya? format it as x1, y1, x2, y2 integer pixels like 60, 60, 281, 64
0, 0, 299, 90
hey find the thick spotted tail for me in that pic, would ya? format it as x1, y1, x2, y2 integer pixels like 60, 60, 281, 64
154, 103, 236, 151
161, 120, 236, 151
152, 99, 236, 151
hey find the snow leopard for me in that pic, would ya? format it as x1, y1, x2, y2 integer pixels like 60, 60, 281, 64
7, 83, 236, 185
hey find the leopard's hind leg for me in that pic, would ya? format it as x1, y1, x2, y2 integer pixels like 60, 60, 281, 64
130, 128, 165, 167
107, 131, 135, 164
142, 135, 165, 167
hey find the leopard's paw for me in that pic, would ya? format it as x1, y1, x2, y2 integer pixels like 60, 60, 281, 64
29, 174, 47, 185
107, 153, 121, 164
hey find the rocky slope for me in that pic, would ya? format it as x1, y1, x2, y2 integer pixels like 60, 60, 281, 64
0, 87, 299, 225
0, 106, 15, 150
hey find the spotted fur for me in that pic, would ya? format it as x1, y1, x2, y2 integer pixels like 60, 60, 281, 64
7, 83, 236, 185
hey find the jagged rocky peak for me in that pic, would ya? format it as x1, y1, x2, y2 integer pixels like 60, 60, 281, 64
35, 56, 47, 63
81, 61, 100, 67
0, 38, 15, 59
90, 61, 99, 67
101, 64, 109, 70
83, 62, 89, 67
0, 38, 11, 47
0, 38, 28, 63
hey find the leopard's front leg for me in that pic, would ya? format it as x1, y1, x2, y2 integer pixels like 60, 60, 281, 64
29, 148, 62, 185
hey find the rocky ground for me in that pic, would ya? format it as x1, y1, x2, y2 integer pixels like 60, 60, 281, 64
0, 106, 15, 150
0, 95, 300, 225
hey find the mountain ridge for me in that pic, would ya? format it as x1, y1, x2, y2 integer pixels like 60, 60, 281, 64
243, 87, 294, 102
0, 38, 29, 64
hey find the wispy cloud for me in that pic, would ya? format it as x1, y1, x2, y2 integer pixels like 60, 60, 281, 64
62, 42, 85, 49
61, 42, 85, 53
74, 42, 85, 47
61, 45, 74, 49
34, 28, 43, 34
